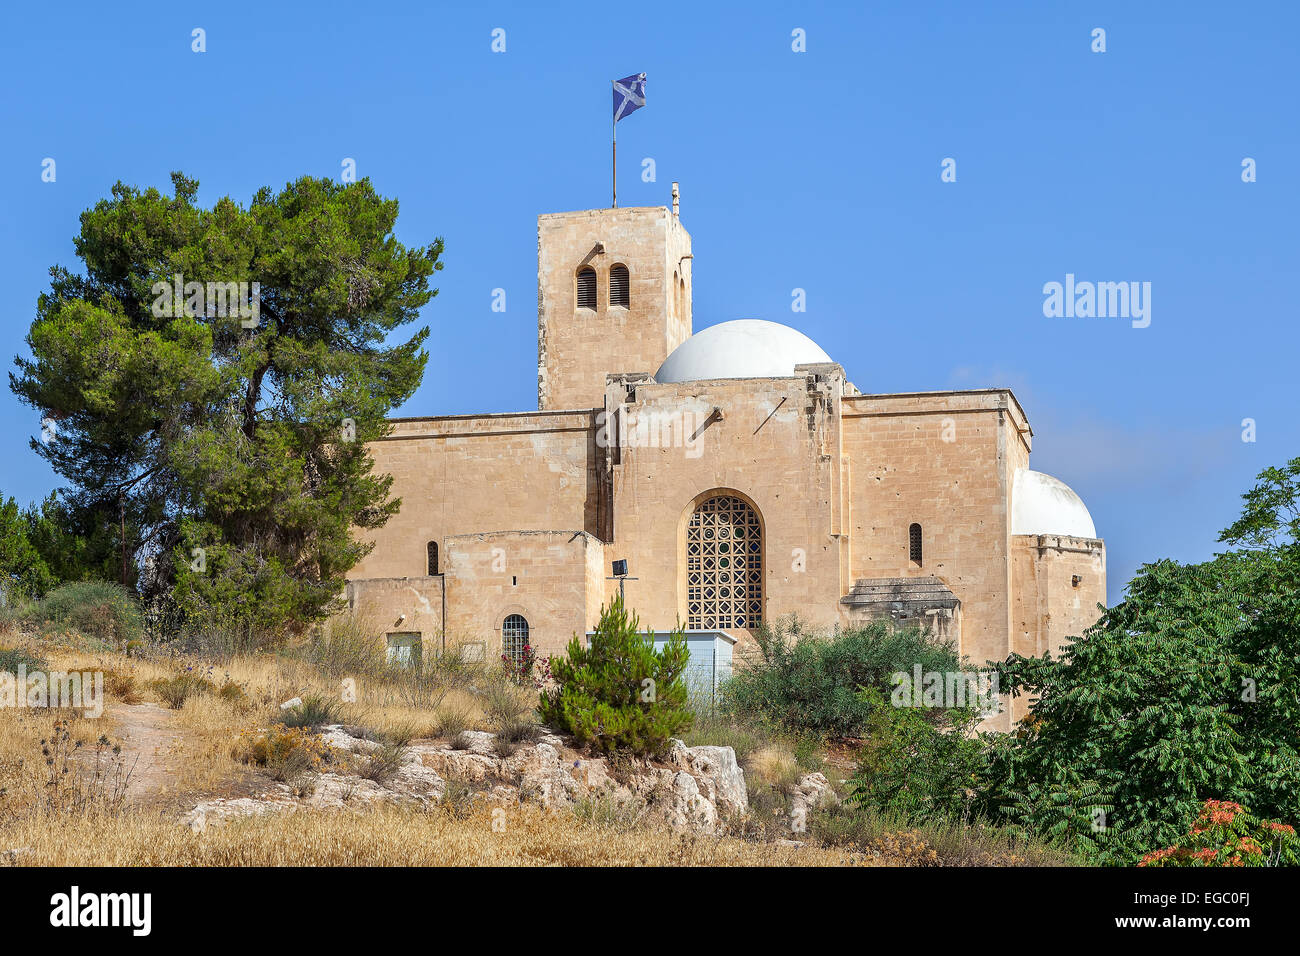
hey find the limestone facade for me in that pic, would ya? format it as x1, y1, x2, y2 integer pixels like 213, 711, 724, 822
346, 197, 1106, 730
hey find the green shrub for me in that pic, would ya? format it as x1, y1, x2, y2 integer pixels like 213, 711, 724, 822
539, 597, 692, 758
279, 692, 341, 729
720, 617, 965, 738
980, 459, 1300, 864
847, 688, 988, 823
19, 581, 142, 645
0, 645, 47, 675
151, 673, 216, 709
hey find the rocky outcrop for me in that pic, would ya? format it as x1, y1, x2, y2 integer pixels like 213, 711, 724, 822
183, 727, 746, 836
420, 731, 748, 834
788, 771, 838, 835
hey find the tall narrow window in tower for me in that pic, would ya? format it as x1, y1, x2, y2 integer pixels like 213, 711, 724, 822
502, 614, 530, 665
426, 541, 439, 575
686, 494, 763, 629
609, 264, 630, 307
576, 267, 597, 310
673, 270, 680, 316
909, 523, 923, 566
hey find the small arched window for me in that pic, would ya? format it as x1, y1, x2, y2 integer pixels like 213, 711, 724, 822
426, 541, 439, 576
502, 614, 530, 665
609, 264, 629, 307
909, 523, 923, 566
576, 267, 597, 310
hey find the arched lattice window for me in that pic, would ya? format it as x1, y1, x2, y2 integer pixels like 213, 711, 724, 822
686, 494, 763, 629
909, 523, 923, 565
609, 264, 629, 307
502, 614, 530, 665
576, 267, 597, 310
426, 541, 439, 575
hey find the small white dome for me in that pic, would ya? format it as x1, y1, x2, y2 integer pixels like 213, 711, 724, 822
1012, 469, 1097, 538
655, 319, 833, 384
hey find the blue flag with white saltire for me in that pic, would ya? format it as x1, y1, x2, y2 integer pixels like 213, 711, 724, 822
613, 73, 646, 122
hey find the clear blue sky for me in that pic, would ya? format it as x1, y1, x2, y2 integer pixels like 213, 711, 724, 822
2, 1, 1296, 605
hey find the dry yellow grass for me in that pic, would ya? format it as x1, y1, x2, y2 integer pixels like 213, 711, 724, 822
2, 802, 875, 866
0, 630, 890, 867
0, 634, 495, 814
747, 744, 800, 790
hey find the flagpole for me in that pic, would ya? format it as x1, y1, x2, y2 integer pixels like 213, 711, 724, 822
611, 81, 617, 209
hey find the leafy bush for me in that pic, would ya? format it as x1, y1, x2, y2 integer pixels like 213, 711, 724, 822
721, 617, 964, 738
539, 597, 692, 758
1137, 800, 1300, 867
0, 495, 53, 601
848, 688, 988, 823
981, 457, 1300, 864
501, 641, 539, 686
0, 646, 47, 675
17, 581, 142, 644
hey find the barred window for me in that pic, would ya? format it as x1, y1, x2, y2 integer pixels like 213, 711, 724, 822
502, 614, 530, 665
609, 264, 629, 307
909, 523, 923, 565
426, 541, 439, 575
576, 267, 597, 310
686, 494, 763, 629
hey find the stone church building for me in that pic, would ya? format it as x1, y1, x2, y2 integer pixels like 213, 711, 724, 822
346, 190, 1105, 728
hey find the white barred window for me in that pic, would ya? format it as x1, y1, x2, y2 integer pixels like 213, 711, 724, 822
502, 614, 530, 665
686, 495, 762, 629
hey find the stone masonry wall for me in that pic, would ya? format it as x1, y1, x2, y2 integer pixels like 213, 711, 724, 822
538, 207, 691, 411
606, 373, 847, 656
443, 530, 604, 660
840, 390, 1032, 714
351, 410, 601, 582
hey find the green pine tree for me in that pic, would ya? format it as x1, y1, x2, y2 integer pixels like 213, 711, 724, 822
539, 597, 693, 757
0, 495, 53, 600
10, 172, 442, 640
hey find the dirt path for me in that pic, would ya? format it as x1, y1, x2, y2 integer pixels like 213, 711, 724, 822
104, 701, 185, 802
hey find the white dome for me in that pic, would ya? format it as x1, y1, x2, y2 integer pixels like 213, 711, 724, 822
1012, 469, 1097, 538
655, 320, 833, 383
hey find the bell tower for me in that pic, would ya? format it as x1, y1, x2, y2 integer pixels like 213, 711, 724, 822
537, 188, 692, 410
